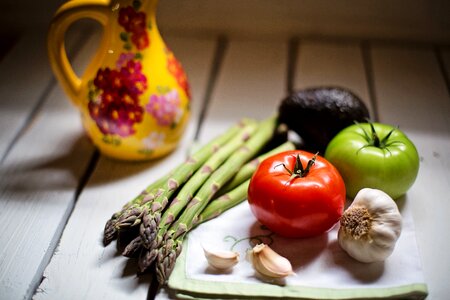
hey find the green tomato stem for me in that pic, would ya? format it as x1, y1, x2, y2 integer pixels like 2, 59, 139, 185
356, 120, 402, 151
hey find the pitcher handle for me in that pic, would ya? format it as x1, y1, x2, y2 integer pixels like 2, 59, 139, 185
47, 0, 111, 107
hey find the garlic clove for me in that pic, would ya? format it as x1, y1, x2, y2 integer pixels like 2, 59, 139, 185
203, 246, 239, 270
250, 244, 295, 278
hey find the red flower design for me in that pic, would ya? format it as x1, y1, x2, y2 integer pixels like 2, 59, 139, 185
128, 11, 147, 33
131, 32, 149, 50
88, 3, 152, 138
167, 51, 191, 99
89, 93, 144, 137
118, 6, 135, 31
89, 55, 147, 137
120, 59, 147, 95
93, 68, 112, 91
118, 6, 150, 50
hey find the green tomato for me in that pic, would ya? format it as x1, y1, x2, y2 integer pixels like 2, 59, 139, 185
324, 122, 419, 199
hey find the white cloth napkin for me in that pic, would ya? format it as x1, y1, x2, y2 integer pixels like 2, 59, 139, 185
168, 198, 427, 299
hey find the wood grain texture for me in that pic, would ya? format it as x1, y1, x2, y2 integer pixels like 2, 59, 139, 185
370, 45, 450, 300
34, 36, 216, 300
198, 38, 288, 141
0, 28, 85, 163
0, 31, 98, 299
157, 0, 450, 43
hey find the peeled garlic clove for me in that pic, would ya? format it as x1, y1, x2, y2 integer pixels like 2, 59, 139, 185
203, 246, 239, 270
250, 244, 294, 278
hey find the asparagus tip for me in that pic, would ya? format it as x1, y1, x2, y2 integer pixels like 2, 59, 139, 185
103, 220, 117, 246
140, 212, 161, 249
138, 249, 158, 273
122, 236, 142, 257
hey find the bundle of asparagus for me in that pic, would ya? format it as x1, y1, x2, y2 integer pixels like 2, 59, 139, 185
103, 116, 295, 285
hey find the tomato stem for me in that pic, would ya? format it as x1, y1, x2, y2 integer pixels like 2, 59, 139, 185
355, 120, 402, 151
276, 153, 318, 180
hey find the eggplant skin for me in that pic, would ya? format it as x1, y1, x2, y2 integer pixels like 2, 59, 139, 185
278, 87, 370, 153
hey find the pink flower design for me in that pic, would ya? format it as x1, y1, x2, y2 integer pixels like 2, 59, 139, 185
142, 132, 165, 151
146, 89, 183, 127
116, 52, 136, 69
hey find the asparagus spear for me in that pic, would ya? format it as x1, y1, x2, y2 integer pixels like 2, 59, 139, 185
103, 120, 249, 245
103, 175, 169, 245
196, 141, 296, 224
218, 140, 296, 195
197, 179, 250, 224
137, 123, 258, 268
156, 116, 277, 284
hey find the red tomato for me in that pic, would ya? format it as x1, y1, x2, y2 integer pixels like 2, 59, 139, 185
247, 150, 346, 238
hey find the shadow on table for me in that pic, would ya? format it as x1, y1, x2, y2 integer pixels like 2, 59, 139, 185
1, 134, 183, 192
329, 239, 385, 283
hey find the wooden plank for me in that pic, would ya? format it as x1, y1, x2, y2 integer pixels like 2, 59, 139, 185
0, 30, 99, 299
199, 38, 288, 141
157, 0, 450, 43
0, 27, 87, 163
0, 30, 55, 162
370, 45, 450, 300
34, 35, 216, 300
294, 40, 374, 117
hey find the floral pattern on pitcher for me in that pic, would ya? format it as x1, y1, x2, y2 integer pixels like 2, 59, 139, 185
88, 1, 150, 143
49, 0, 191, 160
118, 2, 150, 50
140, 131, 166, 154
167, 49, 191, 100
87, 57, 146, 138
146, 88, 183, 127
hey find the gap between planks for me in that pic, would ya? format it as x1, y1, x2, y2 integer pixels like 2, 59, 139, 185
193, 35, 228, 140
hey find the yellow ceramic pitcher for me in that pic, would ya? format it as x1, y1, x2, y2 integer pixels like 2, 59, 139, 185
48, 0, 191, 160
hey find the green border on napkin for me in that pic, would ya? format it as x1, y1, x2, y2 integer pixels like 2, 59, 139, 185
168, 239, 428, 300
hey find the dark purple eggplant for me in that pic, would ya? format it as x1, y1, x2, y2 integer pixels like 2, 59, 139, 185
278, 87, 370, 153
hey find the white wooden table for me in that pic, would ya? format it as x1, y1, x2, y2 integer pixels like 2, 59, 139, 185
1, 10, 449, 300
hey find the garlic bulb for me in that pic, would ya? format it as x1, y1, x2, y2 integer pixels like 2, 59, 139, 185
338, 188, 402, 263
203, 246, 239, 270
249, 244, 294, 278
